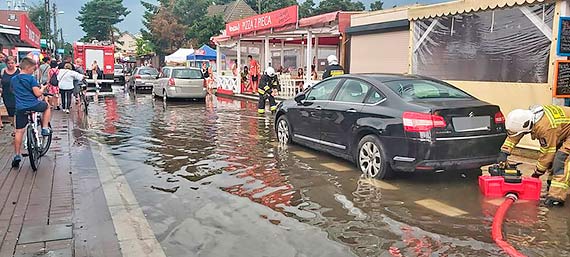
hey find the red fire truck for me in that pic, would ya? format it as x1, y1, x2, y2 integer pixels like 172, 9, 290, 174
73, 42, 115, 90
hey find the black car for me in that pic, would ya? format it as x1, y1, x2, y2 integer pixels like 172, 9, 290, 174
275, 74, 507, 179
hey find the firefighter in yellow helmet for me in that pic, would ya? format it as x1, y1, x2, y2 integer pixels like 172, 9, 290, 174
498, 105, 570, 207
257, 67, 280, 114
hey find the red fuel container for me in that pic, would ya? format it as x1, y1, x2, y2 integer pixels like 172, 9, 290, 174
478, 176, 542, 201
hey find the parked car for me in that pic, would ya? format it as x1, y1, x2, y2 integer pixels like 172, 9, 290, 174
114, 64, 125, 85
275, 74, 507, 179
126, 67, 159, 92
153, 66, 206, 101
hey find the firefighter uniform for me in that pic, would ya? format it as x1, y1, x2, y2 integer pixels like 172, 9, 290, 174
257, 74, 280, 114
322, 64, 345, 79
501, 105, 570, 202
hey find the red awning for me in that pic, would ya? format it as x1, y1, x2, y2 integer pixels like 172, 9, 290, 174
299, 11, 339, 28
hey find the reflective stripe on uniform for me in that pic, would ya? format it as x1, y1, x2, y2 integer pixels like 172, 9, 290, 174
330, 70, 344, 76
258, 109, 265, 114
543, 105, 570, 128
551, 181, 569, 189
537, 162, 548, 171
270, 106, 277, 111
264, 86, 270, 90
503, 141, 516, 148
540, 147, 557, 154
258, 89, 265, 94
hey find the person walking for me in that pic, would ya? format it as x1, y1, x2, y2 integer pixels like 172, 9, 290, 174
0, 53, 7, 72
257, 67, 280, 114
73, 58, 85, 104
38, 57, 50, 85
91, 60, 100, 91
0, 56, 20, 130
47, 60, 60, 110
57, 63, 85, 113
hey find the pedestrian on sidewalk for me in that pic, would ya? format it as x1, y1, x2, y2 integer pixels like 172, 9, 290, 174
0, 56, 20, 131
73, 58, 85, 104
47, 60, 60, 110
58, 63, 85, 114
0, 53, 7, 73
38, 57, 50, 85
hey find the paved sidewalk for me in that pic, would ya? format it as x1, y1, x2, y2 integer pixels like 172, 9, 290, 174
0, 109, 123, 257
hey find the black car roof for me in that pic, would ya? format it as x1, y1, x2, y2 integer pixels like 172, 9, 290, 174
349, 73, 432, 83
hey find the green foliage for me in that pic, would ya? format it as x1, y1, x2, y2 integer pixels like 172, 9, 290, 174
27, 3, 50, 37
244, 0, 297, 14
370, 1, 384, 11
299, 0, 316, 18
135, 37, 154, 56
77, 0, 130, 41
187, 15, 225, 47
63, 42, 74, 56
316, 0, 365, 15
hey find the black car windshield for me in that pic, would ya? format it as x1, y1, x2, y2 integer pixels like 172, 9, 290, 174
138, 68, 159, 76
114, 64, 123, 69
384, 79, 472, 100
172, 69, 202, 79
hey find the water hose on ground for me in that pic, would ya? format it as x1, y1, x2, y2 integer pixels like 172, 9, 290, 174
491, 193, 527, 257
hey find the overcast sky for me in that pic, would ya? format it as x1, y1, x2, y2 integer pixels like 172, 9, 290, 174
3, 0, 449, 42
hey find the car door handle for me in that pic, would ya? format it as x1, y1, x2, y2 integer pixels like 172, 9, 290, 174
315, 106, 322, 111
346, 109, 357, 113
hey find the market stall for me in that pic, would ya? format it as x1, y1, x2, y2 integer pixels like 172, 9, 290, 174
165, 48, 194, 64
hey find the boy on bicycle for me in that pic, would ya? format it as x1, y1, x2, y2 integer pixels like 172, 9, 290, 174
11, 57, 52, 167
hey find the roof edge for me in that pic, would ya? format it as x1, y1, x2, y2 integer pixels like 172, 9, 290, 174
408, 0, 548, 20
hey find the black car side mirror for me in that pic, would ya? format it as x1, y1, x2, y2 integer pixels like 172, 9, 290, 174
294, 92, 306, 103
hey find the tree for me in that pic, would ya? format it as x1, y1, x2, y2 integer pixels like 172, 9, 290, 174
135, 37, 154, 56
149, 4, 187, 53
187, 15, 225, 47
77, 0, 130, 41
28, 4, 50, 38
370, 1, 384, 11
63, 42, 74, 56
316, 0, 365, 15
172, 0, 210, 26
299, 0, 316, 18
244, 0, 297, 14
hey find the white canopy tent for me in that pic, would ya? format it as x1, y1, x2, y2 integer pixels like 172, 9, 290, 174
165, 48, 194, 63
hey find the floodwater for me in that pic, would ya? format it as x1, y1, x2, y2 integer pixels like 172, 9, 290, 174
73, 87, 570, 257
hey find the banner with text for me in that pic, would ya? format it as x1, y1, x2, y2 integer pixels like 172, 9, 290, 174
19, 14, 41, 48
225, 5, 298, 37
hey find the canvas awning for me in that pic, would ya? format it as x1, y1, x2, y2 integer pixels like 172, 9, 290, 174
408, 0, 548, 20
187, 45, 225, 61
165, 48, 194, 63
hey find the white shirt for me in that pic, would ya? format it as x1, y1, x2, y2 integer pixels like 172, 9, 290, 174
57, 69, 83, 90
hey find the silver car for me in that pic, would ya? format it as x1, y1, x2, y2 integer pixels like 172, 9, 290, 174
153, 67, 206, 100
127, 67, 159, 92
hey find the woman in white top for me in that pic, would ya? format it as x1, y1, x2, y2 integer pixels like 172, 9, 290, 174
58, 63, 85, 113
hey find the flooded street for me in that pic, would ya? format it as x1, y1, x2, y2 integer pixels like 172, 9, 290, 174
70, 88, 570, 257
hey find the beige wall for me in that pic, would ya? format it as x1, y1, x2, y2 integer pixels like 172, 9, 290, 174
352, 8, 409, 26
350, 30, 410, 74
447, 80, 552, 150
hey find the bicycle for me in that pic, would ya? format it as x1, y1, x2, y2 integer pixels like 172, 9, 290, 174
21, 96, 53, 171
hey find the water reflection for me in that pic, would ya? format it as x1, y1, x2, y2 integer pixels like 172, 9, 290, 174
80, 91, 570, 256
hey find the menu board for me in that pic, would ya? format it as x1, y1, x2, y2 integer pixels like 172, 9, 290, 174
558, 17, 570, 56
554, 60, 570, 97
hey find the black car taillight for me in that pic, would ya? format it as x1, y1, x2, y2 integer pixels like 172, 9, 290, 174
403, 112, 446, 132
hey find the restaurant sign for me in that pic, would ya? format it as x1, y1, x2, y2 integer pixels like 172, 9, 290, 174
19, 14, 41, 48
226, 5, 298, 37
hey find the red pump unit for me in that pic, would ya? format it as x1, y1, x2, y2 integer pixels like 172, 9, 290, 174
478, 163, 541, 201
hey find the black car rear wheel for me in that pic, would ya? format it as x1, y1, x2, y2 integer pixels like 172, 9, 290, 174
276, 115, 292, 144
357, 135, 392, 179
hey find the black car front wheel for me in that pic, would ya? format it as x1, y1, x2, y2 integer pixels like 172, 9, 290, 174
357, 135, 392, 179
276, 115, 292, 144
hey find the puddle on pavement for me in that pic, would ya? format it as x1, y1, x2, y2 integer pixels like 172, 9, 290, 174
73, 88, 570, 256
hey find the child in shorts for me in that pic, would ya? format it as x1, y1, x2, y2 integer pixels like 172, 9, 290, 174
11, 57, 51, 167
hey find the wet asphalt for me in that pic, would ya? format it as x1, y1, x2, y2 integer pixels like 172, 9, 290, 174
70, 87, 570, 257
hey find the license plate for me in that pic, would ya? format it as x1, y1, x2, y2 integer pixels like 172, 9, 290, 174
452, 116, 490, 132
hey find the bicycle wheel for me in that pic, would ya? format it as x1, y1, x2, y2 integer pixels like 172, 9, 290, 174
39, 122, 52, 157
27, 126, 40, 171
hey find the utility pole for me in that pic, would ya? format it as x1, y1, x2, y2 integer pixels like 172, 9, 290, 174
44, 0, 51, 51
60, 29, 64, 50
52, 3, 58, 51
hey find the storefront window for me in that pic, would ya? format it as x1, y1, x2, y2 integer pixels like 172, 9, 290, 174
412, 3, 554, 83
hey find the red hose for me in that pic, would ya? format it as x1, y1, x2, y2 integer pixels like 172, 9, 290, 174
491, 194, 527, 257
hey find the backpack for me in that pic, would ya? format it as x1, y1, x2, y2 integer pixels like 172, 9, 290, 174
49, 69, 59, 86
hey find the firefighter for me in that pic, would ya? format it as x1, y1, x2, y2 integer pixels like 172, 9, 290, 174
322, 55, 345, 79
498, 105, 570, 207
257, 67, 280, 114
